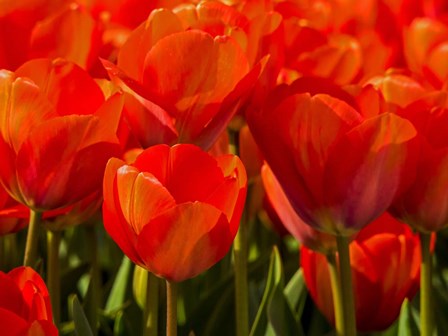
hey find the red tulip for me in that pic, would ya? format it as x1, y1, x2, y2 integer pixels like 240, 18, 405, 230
248, 84, 417, 235
261, 163, 336, 253
0, 58, 122, 211
103, 144, 247, 282
392, 92, 448, 232
301, 212, 421, 332
0, 266, 57, 336
106, 7, 265, 150
404, 17, 448, 87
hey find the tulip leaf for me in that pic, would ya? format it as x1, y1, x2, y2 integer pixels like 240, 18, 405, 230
105, 256, 133, 315
69, 294, 94, 336
249, 246, 303, 336
397, 299, 419, 336
284, 268, 307, 320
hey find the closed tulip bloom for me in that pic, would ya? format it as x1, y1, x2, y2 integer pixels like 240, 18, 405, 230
103, 144, 247, 282
0, 266, 57, 336
248, 86, 417, 236
392, 92, 448, 232
0, 58, 122, 211
301, 213, 421, 332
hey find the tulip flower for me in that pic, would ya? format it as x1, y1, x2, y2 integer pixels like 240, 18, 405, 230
105, 7, 265, 151
301, 212, 421, 332
103, 143, 247, 282
404, 17, 448, 87
248, 85, 417, 236
0, 266, 58, 336
0, 58, 122, 211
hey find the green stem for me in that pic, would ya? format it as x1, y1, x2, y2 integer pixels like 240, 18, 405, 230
86, 226, 100, 335
336, 235, 356, 336
234, 218, 249, 336
420, 232, 433, 336
327, 252, 344, 336
166, 281, 177, 336
47, 230, 61, 325
143, 273, 159, 336
23, 210, 42, 267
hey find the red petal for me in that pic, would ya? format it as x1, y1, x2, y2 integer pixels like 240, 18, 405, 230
324, 113, 417, 234
137, 202, 232, 282
134, 144, 226, 204
16, 58, 104, 116
16, 115, 120, 209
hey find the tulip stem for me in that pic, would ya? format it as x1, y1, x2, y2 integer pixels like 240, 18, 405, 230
166, 280, 177, 336
234, 217, 249, 336
143, 272, 159, 336
336, 235, 356, 336
24, 210, 42, 267
420, 232, 433, 336
47, 230, 61, 325
327, 252, 344, 336
86, 225, 100, 334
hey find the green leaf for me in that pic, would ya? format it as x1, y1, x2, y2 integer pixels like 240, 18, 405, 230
250, 246, 303, 336
69, 294, 94, 336
397, 299, 419, 336
104, 256, 133, 315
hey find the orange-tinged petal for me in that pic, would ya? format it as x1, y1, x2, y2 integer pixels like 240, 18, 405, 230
29, 3, 102, 70
323, 113, 417, 234
137, 202, 232, 282
16, 58, 104, 116
0, 70, 55, 152
368, 73, 426, 108
103, 158, 142, 265
143, 30, 249, 114
116, 165, 175, 234
117, 8, 183, 80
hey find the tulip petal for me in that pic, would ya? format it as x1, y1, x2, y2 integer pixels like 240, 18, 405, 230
324, 113, 417, 233
16, 115, 120, 209
16, 58, 104, 116
137, 202, 231, 282
115, 165, 175, 234
103, 158, 142, 265
0, 307, 29, 335
117, 8, 183, 80
134, 144, 226, 203
0, 70, 55, 152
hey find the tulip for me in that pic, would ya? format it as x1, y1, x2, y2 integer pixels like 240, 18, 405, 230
0, 266, 57, 336
248, 85, 417, 236
102, 143, 247, 282
404, 17, 448, 87
0, 58, 122, 211
105, 7, 265, 150
301, 212, 421, 332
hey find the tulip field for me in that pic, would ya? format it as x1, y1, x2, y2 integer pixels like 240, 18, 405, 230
2, 0, 448, 335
